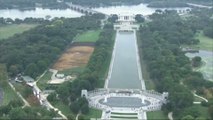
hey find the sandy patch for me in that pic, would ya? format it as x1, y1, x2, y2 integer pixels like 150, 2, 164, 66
52, 46, 94, 71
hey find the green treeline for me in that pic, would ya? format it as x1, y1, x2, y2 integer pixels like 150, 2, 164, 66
139, 11, 213, 119
0, 14, 103, 78
48, 26, 114, 115
187, 8, 213, 39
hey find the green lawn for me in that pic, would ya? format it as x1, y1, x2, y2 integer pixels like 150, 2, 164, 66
85, 108, 102, 119
37, 71, 53, 90
74, 30, 101, 42
182, 31, 213, 51
192, 104, 210, 119
57, 66, 85, 76
0, 64, 20, 105
53, 101, 73, 117
1, 85, 19, 105
196, 32, 213, 51
0, 24, 38, 40
147, 111, 168, 120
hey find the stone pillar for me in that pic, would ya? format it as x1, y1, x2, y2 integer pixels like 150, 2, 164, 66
103, 96, 108, 103
81, 89, 88, 98
141, 96, 145, 104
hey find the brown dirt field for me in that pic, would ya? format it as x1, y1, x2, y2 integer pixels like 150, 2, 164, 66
52, 46, 94, 71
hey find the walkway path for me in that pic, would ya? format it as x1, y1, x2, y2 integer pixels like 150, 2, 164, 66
193, 92, 208, 104
33, 71, 67, 119
168, 112, 173, 120
8, 82, 30, 107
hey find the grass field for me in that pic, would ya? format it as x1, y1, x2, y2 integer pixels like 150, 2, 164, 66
196, 32, 213, 51
0, 24, 37, 40
0, 64, 20, 105
37, 71, 53, 90
182, 31, 213, 51
85, 108, 102, 119
57, 66, 85, 76
53, 101, 73, 116
192, 104, 210, 119
1, 85, 19, 105
147, 111, 168, 120
74, 30, 101, 42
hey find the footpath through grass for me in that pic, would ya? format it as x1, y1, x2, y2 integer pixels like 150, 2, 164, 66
74, 30, 101, 42
0, 24, 38, 40
0, 64, 20, 105
37, 71, 53, 90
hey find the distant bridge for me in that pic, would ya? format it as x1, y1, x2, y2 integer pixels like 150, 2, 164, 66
66, 2, 105, 15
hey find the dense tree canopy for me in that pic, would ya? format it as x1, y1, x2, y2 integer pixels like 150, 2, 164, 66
138, 10, 212, 119
0, 14, 103, 78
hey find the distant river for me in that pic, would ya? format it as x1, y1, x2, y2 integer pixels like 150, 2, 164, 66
0, 3, 190, 19
0, 8, 83, 20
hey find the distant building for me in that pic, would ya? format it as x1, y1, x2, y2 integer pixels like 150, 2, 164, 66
55, 74, 65, 79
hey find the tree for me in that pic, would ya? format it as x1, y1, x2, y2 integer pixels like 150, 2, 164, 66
192, 56, 202, 67
81, 104, 89, 114
9, 108, 27, 120
47, 92, 57, 103
70, 101, 80, 114
25, 63, 39, 78
9, 65, 19, 76
67, 114, 75, 120
23, 86, 33, 98
108, 14, 118, 23
8, 100, 23, 108
204, 26, 213, 38
135, 14, 145, 23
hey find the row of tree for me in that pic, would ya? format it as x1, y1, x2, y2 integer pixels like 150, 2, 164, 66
139, 10, 213, 119
0, 17, 50, 25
